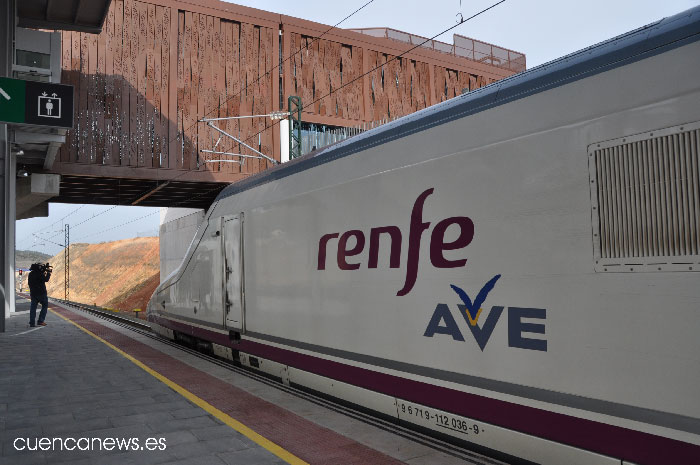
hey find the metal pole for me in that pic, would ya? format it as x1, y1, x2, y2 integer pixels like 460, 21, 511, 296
0, 0, 14, 332
288, 96, 302, 159
64, 224, 69, 300
205, 122, 278, 165
0, 121, 7, 333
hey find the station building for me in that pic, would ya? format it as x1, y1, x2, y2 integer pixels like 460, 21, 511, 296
1, 0, 525, 328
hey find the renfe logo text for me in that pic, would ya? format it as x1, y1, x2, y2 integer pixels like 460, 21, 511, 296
317, 188, 473, 296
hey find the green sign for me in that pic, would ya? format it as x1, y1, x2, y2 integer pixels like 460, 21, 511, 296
0, 77, 73, 128
0, 77, 26, 124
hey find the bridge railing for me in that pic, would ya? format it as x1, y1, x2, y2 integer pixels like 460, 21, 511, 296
350, 28, 526, 73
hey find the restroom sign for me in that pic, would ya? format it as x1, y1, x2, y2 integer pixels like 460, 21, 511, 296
0, 77, 73, 128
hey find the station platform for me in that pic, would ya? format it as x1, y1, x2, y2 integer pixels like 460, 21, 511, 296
1, 300, 504, 465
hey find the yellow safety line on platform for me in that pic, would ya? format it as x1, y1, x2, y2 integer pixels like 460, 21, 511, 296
49, 309, 309, 465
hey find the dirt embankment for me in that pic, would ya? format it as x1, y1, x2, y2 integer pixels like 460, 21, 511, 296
47, 237, 160, 312
104, 272, 161, 312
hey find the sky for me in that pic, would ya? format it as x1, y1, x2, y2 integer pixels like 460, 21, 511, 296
16, 0, 698, 256
16, 204, 161, 256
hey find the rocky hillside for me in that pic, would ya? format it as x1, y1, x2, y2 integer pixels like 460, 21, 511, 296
47, 237, 159, 311
104, 272, 161, 312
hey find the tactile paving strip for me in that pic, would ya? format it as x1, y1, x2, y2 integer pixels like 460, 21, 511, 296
51, 305, 405, 465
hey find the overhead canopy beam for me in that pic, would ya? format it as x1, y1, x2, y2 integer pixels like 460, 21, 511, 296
49, 175, 228, 209
131, 181, 170, 206
17, 0, 111, 34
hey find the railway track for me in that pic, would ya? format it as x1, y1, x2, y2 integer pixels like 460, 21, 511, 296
51, 298, 509, 465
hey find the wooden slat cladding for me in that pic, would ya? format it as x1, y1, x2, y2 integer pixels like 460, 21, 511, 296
290, 34, 365, 121
58, 0, 515, 183
433, 65, 493, 104
59, 0, 179, 170
361, 48, 492, 122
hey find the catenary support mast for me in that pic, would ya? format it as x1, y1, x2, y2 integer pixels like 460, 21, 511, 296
64, 224, 69, 300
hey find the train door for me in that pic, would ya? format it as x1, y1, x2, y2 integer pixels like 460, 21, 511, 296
222, 214, 244, 331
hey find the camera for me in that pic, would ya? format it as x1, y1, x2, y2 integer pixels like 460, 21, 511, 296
32, 262, 52, 274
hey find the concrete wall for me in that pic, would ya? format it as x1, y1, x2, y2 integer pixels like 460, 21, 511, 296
16, 173, 60, 220
159, 207, 204, 282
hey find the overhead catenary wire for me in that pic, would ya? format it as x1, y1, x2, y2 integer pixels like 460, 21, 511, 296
35, 204, 85, 233
35, 0, 379, 248
231, 0, 508, 153
27, 0, 503, 249
52, 0, 379, 239
74, 211, 157, 241
162, 0, 377, 172
21, 204, 115, 248
28, 183, 222, 250
70, 205, 119, 228
17, 204, 86, 248
71, 181, 227, 242
179, 0, 377, 145
20, 205, 121, 258
31, 205, 120, 245
72, 1, 506, 245
32, 233, 66, 249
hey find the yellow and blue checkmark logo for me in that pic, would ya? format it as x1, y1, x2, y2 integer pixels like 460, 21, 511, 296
424, 273, 547, 352
450, 274, 501, 326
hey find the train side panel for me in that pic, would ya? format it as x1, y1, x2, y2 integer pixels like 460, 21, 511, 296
240, 38, 700, 430
157, 218, 225, 329
147, 17, 700, 463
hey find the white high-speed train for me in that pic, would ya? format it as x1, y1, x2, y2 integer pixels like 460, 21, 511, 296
148, 7, 700, 464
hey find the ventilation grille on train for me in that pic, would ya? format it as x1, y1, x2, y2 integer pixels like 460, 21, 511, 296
589, 122, 700, 272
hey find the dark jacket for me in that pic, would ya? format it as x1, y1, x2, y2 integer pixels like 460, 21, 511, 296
28, 267, 50, 296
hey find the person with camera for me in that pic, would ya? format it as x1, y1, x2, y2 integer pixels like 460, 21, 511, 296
28, 262, 52, 327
